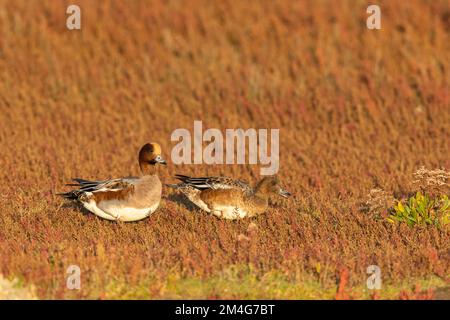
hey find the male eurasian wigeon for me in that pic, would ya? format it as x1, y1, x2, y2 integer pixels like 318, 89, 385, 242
59, 143, 166, 222
167, 175, 291, 219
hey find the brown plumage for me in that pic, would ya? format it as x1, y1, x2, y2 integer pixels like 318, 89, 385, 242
58, 143, 167, 222
167, 175, 291, 219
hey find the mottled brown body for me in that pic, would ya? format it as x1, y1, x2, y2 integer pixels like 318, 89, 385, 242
169, 175, 290, 219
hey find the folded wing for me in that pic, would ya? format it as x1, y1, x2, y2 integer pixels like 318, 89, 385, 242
58, 177, 137, 200
174, 174, 252, 192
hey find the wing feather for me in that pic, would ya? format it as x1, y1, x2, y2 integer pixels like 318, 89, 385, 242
174, 174, 251, 192
58, 177, 138, 200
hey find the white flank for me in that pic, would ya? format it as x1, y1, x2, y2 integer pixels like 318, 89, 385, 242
82, 199, 160, 222
185, 194, 211, 213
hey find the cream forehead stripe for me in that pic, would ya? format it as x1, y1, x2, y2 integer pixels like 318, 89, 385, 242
151, 143, 162, 155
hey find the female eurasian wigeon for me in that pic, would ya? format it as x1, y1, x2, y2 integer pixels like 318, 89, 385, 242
59, 143, 166, 222
167, 175, 291, 219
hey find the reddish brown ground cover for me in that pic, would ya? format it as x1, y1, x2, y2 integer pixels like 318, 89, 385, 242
0, 0, 448, 299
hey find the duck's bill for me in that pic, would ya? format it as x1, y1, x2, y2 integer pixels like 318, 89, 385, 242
154, 155, 167, 165
279, 189, 291, 198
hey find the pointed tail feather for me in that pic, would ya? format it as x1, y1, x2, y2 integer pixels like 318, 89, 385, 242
56, 191, 79, 200
174, 174, 191, 182
165, 183, 182, 188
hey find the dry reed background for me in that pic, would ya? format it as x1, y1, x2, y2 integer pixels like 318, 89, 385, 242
0, 0, 449, 299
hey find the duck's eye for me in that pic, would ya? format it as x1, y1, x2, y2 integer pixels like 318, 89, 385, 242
150, 155, 162, 163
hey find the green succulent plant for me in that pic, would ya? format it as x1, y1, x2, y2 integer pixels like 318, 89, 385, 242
387, 192, 450, 228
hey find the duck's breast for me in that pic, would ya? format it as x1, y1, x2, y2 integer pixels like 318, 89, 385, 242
131, 175, 162, 208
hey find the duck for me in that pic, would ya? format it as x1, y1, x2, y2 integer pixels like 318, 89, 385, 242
167, 175, 291, 219
58, 143, 166, 222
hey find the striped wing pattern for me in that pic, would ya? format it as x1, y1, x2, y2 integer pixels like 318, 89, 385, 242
59, 177, 136, 200
174, 174, 252, 192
